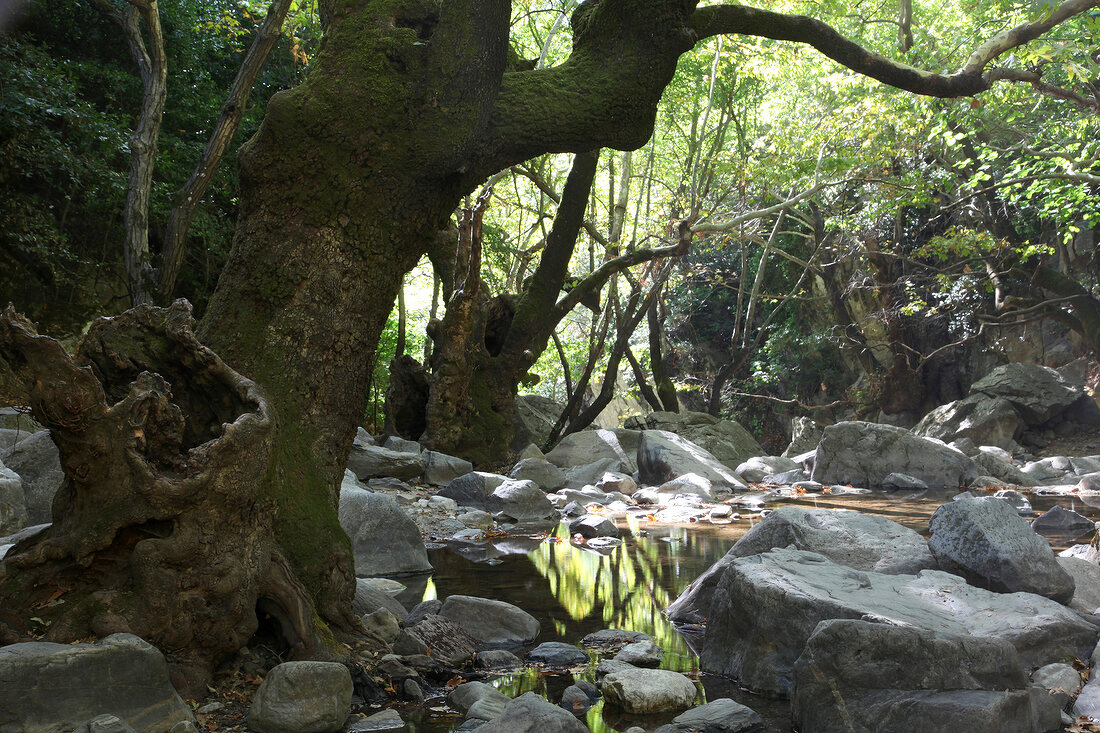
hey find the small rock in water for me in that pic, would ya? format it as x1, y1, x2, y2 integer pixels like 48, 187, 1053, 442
1032, 504, 1095, 533
560, 680, 601, 714
653, 697, 766, 733
346, 709, 405, 732
613, 640, 663, 668
527, 641, 589, 667
475, 649, 523, 669
582, 628, 652, 648
601, 668, 697, 713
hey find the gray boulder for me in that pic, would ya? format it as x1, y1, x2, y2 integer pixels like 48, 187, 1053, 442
1075, 677, 1100, 720
735, 456, 799, 483
1057, 556, 1100, 613
1, 430, 63, 524
653, 698, 766, 733
471, 692, 589, 733
667, 506, 936, 624
491, 478, 554, 521
346, 443, 425, 481
569, 515, 619, 538
638, 430, 748, 491
438, 595, 539, 647
448, 681, 510, 719
699, 548, 1096, 695
600, 667, 697, 713
561, 457, 624, 490
438, 471, 508, 511
339, 488, 431, 576
514, 395, 564, 453
1031, 504, 1095, 534
0, 459, 28, 535
973, 450, 1034, 486
526, 642, 588, 667
913, 395, 1024, 451
422, 450, 473, 486
811, 421, 982, 489
791, 619, 1061, 733
595, 471, 637, 493
656, 472, 719, 501
352, 578, 408, 620
248, 661, 352, 733
545, 428, 639, 473
928, 497, 1074, 603
626, 411, 763, 470
381, 435, 421, 453
970, 363, 1084, 425
613, 641, 663, 668
0, 633, 195, 733
509, 458, 566, 492
782, 417, 823, 459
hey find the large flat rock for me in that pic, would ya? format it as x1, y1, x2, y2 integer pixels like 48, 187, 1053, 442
667, 506, 935, 624
699, 548, 1097, 696
0, 633, 195, 733
792, 619, 1060, 733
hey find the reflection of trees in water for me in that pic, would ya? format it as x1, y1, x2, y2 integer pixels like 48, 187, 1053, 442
527, 533, 700, 673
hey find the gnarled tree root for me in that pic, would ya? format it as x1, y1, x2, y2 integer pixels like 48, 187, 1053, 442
0, 301, 335, 696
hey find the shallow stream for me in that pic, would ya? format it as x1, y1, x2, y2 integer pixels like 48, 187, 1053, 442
384, 488, 1100, 732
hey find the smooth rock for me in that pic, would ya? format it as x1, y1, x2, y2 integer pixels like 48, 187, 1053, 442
782, 417, 823, 459
545, 428, 639, 473
0, 633, 194, 733
882, 472, 929, 489
339, 488, 431, 576
448, 681, 510, 718
1032, 662, 1081, 694
791, 619, 1061, 733
595, 471, 637, 493
913, 394, 1024, 451
471, 692, 589, 732
638, 431, 748, 491
928, 497, 1074, 603
438, 473, 507, 513
1074, 677, 1100, 720
0, 430, 62, 524
970, 363, 1084, 425
381, 436, 421, 454
474, 649, 522, 669
560, 680, 600, 714
653, 698, 765, 733
1032, 504, 1095, 533
438, 595, 540, 647
361, 608, 400, 644
0, 459, 28, 535
581, 628, 652, 648
667, 506, 936, 624
656, 472, 719, 501
600, 668, 697, 714
509, 458, 567, 492
735, 456, 799, 484
422, 450, 473, 486
569, 515, 618, 538
491, 479, 554, 521
1057, 556, 1100, 612
700, 548, 1096, 695
811, 421, 982, 489
613, 641, 663, 668
527, 642, 588, 667
248, 661, 352, 733
626, 411, 763, 471
346, 443, 425, 481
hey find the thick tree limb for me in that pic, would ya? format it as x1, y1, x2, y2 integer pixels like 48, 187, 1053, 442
688, 0, 1100, 98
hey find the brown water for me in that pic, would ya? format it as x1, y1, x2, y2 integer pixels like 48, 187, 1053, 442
385, 489, 1100, 732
